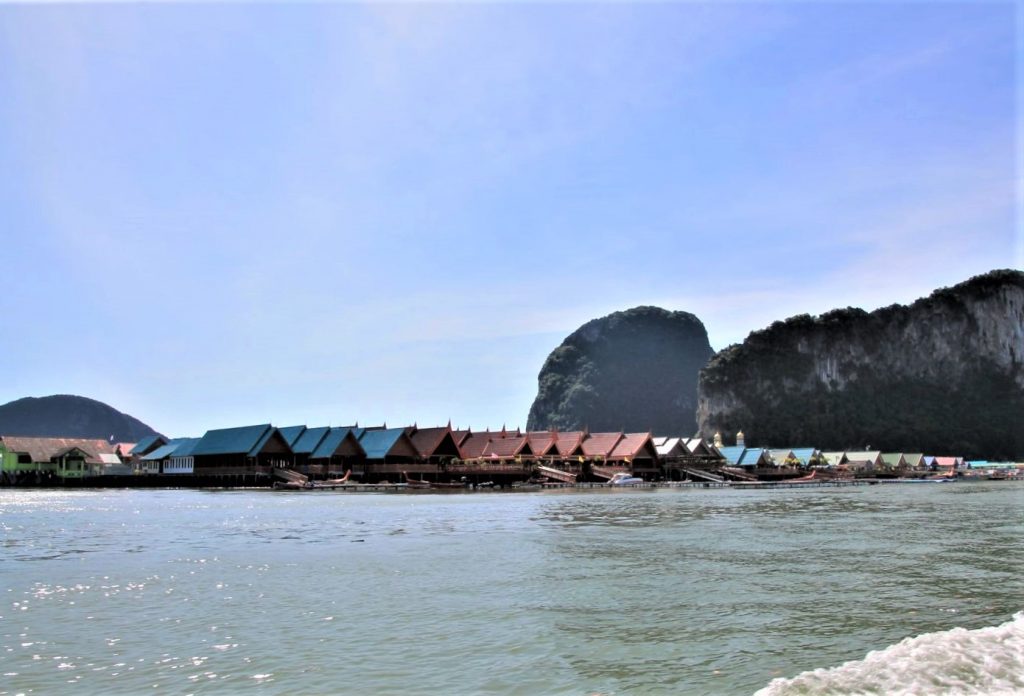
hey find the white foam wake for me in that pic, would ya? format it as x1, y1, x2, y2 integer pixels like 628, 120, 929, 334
755, 611, 1024, 696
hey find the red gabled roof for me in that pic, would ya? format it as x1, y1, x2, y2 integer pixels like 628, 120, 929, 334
553, 431, 585, 457
610, 432, 655, 461
482, 435, 532, 459
934, 456, 960, 467
526, 431, 558, 457
114, 442, 137, 457
451, 430, 472, 447
581, 432, 623, 458
458, 432, 492, 459
409, 426, 456, 458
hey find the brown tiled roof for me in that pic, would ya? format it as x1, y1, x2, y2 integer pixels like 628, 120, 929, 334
526, 431, 557, 457
452, 430, 472, 447
553, 431, 585, 457
581, 432, 623, 458
409, 427, 453, 458
458, 432, 492, 459
610, 433, 655, 461
0, 436, 116, 464
482, 436, 532, 459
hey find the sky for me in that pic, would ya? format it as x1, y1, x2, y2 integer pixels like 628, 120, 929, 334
0, 1, 1018, 437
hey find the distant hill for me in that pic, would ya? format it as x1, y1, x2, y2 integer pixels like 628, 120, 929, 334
0, 395, 161, 443
697, 269, 1024, 459
527, 306, 715, 435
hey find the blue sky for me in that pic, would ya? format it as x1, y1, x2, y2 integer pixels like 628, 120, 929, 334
0, 2, 1017, 437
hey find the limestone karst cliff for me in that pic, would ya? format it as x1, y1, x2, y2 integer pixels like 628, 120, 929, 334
697, 270, 1024, 459
527, 306, 715, 435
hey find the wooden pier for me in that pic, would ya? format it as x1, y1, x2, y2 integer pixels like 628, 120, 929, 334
272, 479, 870, 493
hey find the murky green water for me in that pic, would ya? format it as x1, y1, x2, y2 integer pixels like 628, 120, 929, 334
1, 483, 1021, 694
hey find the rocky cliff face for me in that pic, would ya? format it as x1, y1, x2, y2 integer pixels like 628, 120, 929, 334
0, 394, 161, 442
697, 270, 1024, 459
527, 306, 715, 435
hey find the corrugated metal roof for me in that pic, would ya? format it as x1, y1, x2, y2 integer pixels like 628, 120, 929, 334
98, 453, 122, 465
790, 448, 818, 465
845, 451, 881, 463
310, 428, 347, 460
738, 448, 768, 466
0, 436, 117, 464
656, 437, 683, 456
292, 427, 331, 455
822, 451, 846, 466
278, 426, 307, 448
359, 428, 411, 460
247, 427, 280, 458
880, 453, 905, 467
191, 424, 273, 456
684, 438, 718, 457
903, 453, 924, 468
769, 449, 794, 465
717, 446, 745, 465
130, 435, 166, 456
171, 438, 202, 458
142, 441, 188, 461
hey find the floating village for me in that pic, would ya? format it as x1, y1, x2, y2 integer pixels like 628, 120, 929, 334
0, 422, 1021, 490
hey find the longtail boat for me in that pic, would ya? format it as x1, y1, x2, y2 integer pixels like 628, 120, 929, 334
403, 472, 465, 489
403, 472, 432, 489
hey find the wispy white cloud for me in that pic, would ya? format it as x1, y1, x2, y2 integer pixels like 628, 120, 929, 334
0, 2, 1014, 435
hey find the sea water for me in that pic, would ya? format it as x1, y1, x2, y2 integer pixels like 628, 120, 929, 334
1, 482, 1021, 695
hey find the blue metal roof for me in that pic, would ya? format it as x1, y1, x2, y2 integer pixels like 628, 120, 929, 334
293, 427, 331, 455
141, 440, 187, 461
717, 446, 745, 465
358, 428, 407, 460
309, 428, 359, 460
191, 424, 274, 456
278, 426, 306, 448
738, 448, 767, 467
170, 438, 201, 458
790, 448, 817, 465
130, 434, 165, 455
247, 427, 282, 458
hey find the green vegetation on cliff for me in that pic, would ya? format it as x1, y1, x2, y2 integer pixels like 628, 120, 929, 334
527, 306, 714, 435
698, 270, 1024, 459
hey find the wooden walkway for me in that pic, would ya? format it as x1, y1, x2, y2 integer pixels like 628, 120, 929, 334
274, 479, 870, 493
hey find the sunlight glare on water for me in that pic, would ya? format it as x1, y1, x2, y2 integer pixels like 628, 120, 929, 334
1, 483, 1021, 694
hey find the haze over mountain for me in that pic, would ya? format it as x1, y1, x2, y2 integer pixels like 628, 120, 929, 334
0, 395, 161, 443
527, 307, 715, 435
